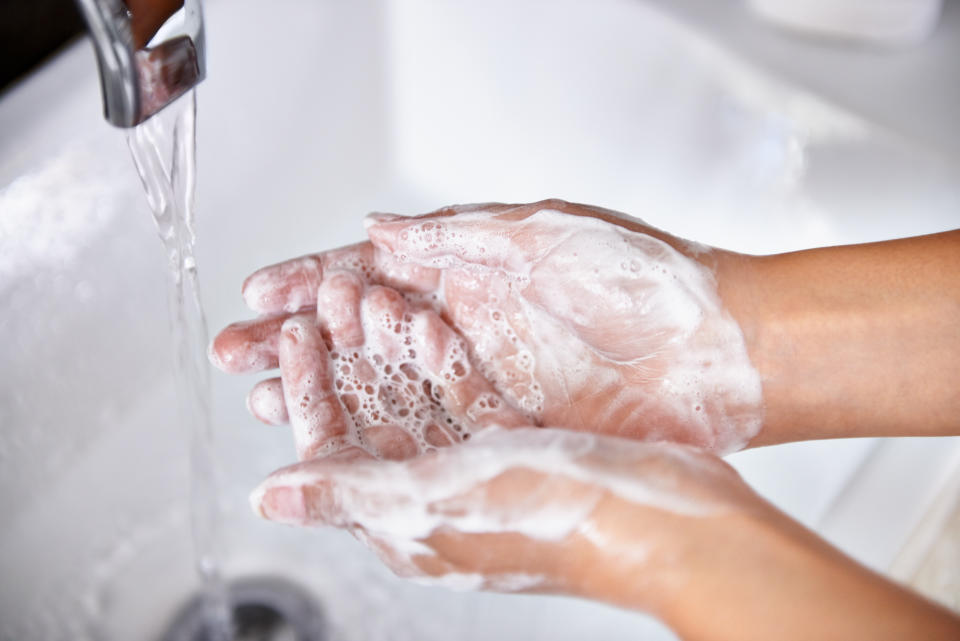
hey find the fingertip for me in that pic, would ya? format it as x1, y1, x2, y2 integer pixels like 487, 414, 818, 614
207, 338, 227, 371
317, 269, 365, 309
322, 268, 365, 289
367, 214, 515, 273
363, 212, 405, 231
408, 309, 454, 374
250, 481, 308, 524
280, 313, 314, 343
209, 318, 282, 374
241, 265, 283, 313
365, 284, 407, 309
242, 256, 324, 314
317, 270, 365, 347
249, 482, 268, 519
241, 269, 263, 309
362, 285, 408, 330
248, 378, 288, 425
365, 218, 403, 254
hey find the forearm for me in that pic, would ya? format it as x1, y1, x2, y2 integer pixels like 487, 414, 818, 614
717, 231, 960, 446
662, 510, 960, 641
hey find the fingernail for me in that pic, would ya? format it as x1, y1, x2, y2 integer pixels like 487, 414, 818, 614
364, 221, 407, 254
250, 483, 308, 524
364, 212, 406, 230
280, 315, 309, 343
207, 339, 229, 370
241, 268, 273, 311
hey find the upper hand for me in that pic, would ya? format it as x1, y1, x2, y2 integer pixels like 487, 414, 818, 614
211, 200, 764, 454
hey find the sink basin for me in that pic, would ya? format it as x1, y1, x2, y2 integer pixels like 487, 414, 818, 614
1, 1, 958, 639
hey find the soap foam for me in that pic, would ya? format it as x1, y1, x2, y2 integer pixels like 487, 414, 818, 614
324, 305, 476, 456
411, 571, 547, 593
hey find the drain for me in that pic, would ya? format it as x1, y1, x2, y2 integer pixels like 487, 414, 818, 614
160, 576, 326, 641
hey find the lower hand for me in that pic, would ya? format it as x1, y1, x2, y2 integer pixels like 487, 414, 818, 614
250, 424, 756, 609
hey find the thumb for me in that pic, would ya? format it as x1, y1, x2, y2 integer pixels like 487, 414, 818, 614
250, 448, 375, 527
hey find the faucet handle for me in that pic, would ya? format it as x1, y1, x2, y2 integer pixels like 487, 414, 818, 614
74, 0, 206, 128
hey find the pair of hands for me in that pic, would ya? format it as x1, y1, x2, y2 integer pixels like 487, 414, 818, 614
210, 200, 770, 614
211, 205, 960, 640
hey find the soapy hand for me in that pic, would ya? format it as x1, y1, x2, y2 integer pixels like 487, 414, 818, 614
250, 418, 960, 641
211, 200, 764, 454
250, 425, 760, 607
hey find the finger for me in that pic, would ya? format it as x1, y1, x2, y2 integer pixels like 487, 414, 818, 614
250, 427, 571, 529
371, 250, 442, 297
240, 200, 571, 316
250, 453, 405, 527
246, 377, 288, 425
242, 241, 442, 317
360, 285, 409, 353
316, 270, 365, 347
410, 310, 528, 431
365, 202, 519, 228
365, 204, 557, 274
279, 314, 352, 460
215, 266, 427, 379
338, 285, 455, 455
317, 276, 403, 459
242, 242, 376, 315
360, 424, 419, 461
250, 447, 435, 528
249, 427, 517, 526
209, 312, 294, 374
323, 445, 377, 464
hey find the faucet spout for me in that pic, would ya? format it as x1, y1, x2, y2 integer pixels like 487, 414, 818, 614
74, 0, 206, 128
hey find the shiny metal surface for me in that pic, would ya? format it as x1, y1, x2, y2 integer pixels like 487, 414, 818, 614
73, 0, 205, 127
160, 577, 327, 641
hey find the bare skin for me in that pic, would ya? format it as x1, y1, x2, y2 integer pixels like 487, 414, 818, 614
211, 200, 960, 641
725, 231, 960, 445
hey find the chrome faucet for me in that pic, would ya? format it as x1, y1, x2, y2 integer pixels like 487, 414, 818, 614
74, 0, 206, 127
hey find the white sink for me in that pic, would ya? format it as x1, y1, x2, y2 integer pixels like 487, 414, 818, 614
1, 1, 958, 639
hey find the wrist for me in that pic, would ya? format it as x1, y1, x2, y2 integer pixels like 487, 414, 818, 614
718, 234, 960, 446
567, 491, 761, 618
711, 247, 869, 446
710, 250, 782, 446
658, 499, 960, 641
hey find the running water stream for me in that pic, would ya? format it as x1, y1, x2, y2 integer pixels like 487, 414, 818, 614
127, 91, 232, 641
